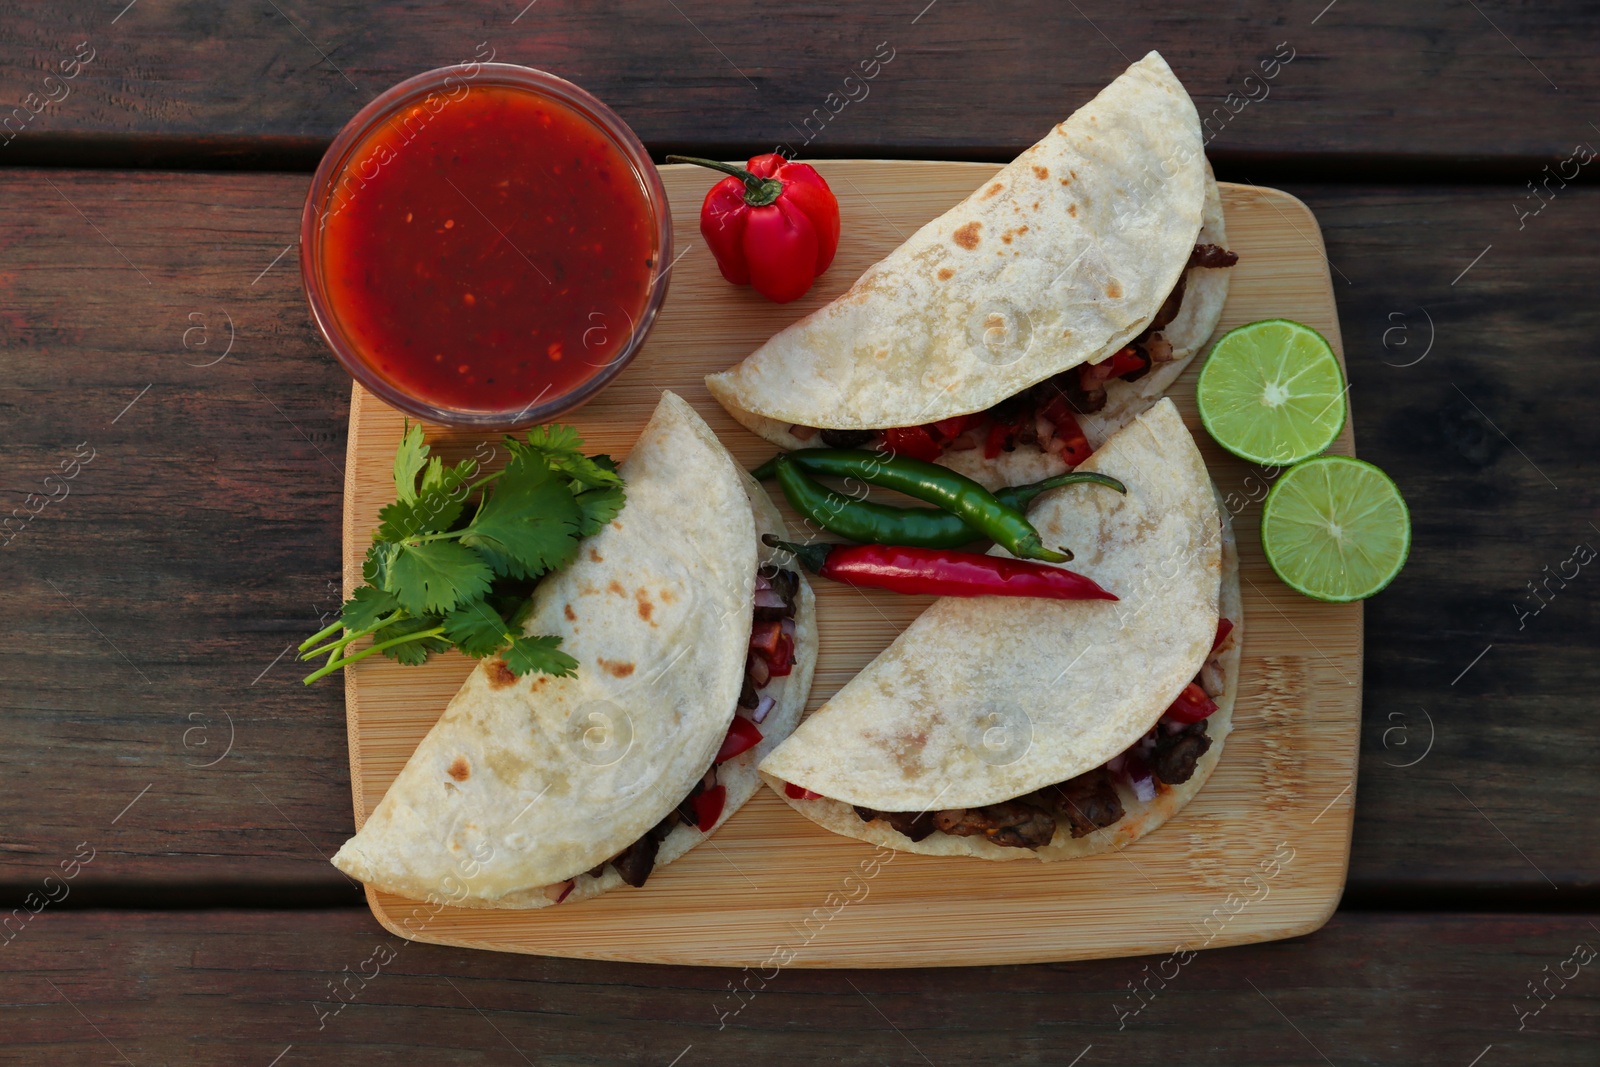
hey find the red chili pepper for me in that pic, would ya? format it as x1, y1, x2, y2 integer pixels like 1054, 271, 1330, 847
716, 715, 764, 762
1165, 682, 1219, 724
982, 418, 1013, 459
666, 154, 840, 303
692, 784, 728, 831
1212, 618, 1235, 653
767, 538, 1116, 601
784, 782, 824, 800
884, 424, 943, 462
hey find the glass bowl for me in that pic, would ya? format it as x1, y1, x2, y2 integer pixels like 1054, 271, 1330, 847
300, 63, 672, 429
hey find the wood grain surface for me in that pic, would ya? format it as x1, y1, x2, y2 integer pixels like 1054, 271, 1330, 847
2, 909, 1596, 1064
338, 168, 1358, 966
1, 171, 1597, 906
0, 2, 1591, 168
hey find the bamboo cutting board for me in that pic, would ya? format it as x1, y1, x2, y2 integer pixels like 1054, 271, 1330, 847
340, 162, 1360, 968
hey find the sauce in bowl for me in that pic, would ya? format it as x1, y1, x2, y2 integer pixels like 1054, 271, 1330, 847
303, 65, 670, 426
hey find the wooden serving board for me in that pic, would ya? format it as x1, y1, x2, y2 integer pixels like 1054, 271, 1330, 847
341, 162, 1359, 968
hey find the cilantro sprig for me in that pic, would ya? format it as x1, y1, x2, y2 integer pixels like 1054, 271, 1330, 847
298, 424, 624, 684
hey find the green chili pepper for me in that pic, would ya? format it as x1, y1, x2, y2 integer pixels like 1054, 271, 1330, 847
773, 456, 1125, 551
761, 448, 1070, 562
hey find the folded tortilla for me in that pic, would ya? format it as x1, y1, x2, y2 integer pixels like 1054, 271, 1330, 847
759, 399, 1240, 859
333, 391, 817, 907
707, 52, 1230, 488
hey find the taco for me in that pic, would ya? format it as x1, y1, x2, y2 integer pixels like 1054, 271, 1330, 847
759, 399, 1241, 860
332, 392, 817, 906
706, 52, 1236, 490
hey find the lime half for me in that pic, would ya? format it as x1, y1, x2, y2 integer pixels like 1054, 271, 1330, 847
1261, 456, 1410, 602
1196, 319, 1346, 465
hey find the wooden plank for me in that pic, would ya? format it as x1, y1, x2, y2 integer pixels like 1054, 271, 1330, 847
0, 170, 1596, 899
1, 909, 1596, 1063
338, 168, 1358, 966
0, 3, 1593, 165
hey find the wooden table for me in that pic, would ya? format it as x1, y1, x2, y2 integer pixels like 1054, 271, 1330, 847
2, 3, 1596, 1063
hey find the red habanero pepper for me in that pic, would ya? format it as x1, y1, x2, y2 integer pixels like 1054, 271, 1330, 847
765, 537, 1117, 602
716, 715, 764, 762
665, 154, 840, 303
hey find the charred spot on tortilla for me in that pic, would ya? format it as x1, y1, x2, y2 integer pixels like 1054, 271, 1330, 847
563, 603, 576, 621
635, 588, 655, 623
1067, 204, 1077, 217
607, 579, 626, 597
486, 659, 517, 689
1106, 280, 1123, 300
938, 267, 954, 281
1033, 165, 1049, 180
981, 182, 1004, 200
953, 221, 982, 250
597, 657, 636, 679
448, 755, 471, 782
588, 548, 604, 563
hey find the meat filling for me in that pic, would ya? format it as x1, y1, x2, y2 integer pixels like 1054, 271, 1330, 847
1047, 767, 1126, 838
1151, 720, 1211, 786
853, 806, 938, 842
932, 800, 1057, 849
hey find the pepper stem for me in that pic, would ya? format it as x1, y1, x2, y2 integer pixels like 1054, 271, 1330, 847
762, 534, 832, 575
665, 155, 784, 208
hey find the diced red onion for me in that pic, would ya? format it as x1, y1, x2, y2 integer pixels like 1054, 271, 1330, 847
779, 617, 796, 639
1105, 754, 1125, 775
752, 695, 776, 724
754, 573, 772, 592
1122, 752, 1157, 802
753, 588, 787, 610
1163, 719, 1187, 735
747, 654, 770, 687
789, 424, 818, 441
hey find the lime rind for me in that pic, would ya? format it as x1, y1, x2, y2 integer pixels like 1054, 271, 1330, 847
1196, 319, 1347, 466
1260, 455, 1411, 603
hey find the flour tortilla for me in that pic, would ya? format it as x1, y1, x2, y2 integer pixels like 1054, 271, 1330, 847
332, 392, 816, 907
759, 399, 1233, 857
707, 52, 1208, 437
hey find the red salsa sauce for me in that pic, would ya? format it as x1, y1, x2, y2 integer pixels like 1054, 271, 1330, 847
320, 83, 657, 413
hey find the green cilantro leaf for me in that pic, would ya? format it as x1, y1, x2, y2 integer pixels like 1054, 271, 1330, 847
573, 484, 627, 537
388, 540, 493, 615
361, 542, 393, 588
441, 599, 516, 658
340, 585, 400, 632
374, 615, 450, 666
502, 634, 578, 678
393, 423, 429, 504
512, 426, 623, 489
460, 453, 582, 579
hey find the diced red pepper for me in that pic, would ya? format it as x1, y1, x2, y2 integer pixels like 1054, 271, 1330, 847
765, 633, 795, 677
883, 424, 943, 462
1107, 346, 1147, 379
692, 784, 728, 831
1165, 682, 1219, 724
1212, 618, 1234, 653
716, 715, 764, 762
1078, 358, 1118, 391
931, 414, 976, 440
1045, 405, 1092, 467
749, 619, 782, 657
784, 782, 824, 800
983, 419, 1013, 459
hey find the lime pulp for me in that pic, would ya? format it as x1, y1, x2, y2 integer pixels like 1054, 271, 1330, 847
1260, 455, 1411, 602
1196, 319, 1347, 466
